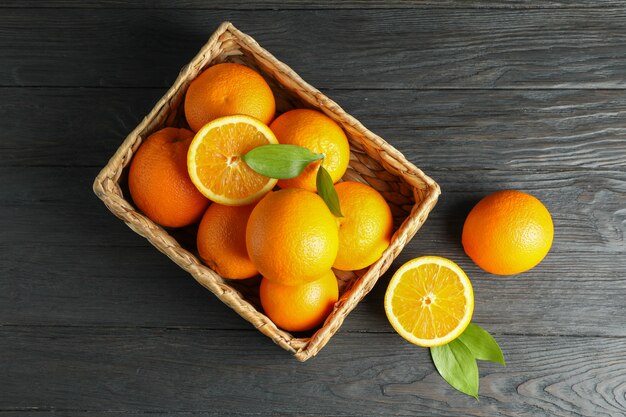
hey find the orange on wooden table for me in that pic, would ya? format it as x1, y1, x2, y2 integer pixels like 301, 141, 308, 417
260, 269, 338, 332
128, 127, 209, 228
462, 190, 554, 275
270, 109, 350, 192
385, 256, 474, 347
197, 203, 258, 279
187, 115, 278, 206
184, 63, 275, 132
246, 188, 339, 286
333, 181, 393, 271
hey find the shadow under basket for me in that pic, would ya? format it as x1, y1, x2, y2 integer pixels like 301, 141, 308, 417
93, 21, 440, 362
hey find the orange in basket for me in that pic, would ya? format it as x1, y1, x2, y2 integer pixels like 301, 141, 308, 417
333, 181, 394, 271
128, 127, 208, 228
187, 115, 279, 206
270, 108, 350, 192
260, 270, 339, 333
184, 62, 275, 132
197, 202, 259, 280
246, 188, 339, 287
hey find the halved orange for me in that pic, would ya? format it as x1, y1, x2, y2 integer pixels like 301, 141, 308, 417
187, 115, 278, 205
384, 256, 474, 347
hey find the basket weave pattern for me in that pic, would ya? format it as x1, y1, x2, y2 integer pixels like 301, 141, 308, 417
93, 22, 440, 361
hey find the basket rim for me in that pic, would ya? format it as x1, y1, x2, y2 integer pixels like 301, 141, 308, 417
93, 21, 441, 362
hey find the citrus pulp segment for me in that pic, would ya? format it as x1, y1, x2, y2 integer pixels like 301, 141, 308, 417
384, 256, 474, 347
187, 115, 278, 206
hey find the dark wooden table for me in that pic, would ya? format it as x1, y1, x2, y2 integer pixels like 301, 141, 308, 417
2, 2, 625, 416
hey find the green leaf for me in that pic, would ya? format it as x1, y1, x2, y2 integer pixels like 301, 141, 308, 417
430, 338, 479, 399
457, 323, 505, 366
316, 166, 343, 217
242, 144, 324, 179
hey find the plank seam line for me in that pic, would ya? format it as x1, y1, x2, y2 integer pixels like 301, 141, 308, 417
1, 324, 625, 339
0, 4, 624, 10
5, 86, 626, 92
0, 410, 339, 416
0, 411, 356, 416
0, 5, 624, 10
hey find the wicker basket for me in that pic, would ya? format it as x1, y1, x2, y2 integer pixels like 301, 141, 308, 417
93, 21, 440, 361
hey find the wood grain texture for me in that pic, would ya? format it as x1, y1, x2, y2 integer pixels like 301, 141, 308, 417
0, 88, 164, 167
2, 8, 626, 88
1, 241, 624, 338
1, 1, 623, 8
2, 2, 626, 415
3, 167, 624, 253
2, 88, 626, 169
2, 328, 626, 416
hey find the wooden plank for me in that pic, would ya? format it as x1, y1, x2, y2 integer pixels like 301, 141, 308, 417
2, 9, 626, 88
1, 242, 625, 338
2, 328, 625, 416
0, 1, 622, 8
1, 167, 624, 336
2, 88, 626, 170
0, 88, 164, 167
349, 89, 626, 171
0, 245, 253, 330
2, 4, 622, 417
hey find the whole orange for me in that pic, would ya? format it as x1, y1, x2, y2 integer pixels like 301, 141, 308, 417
197, 203, 258, 279
128, 127, 209, 228
333, 181, 393, 271
462, 190, 554, 275
269, 109, 350, 191
260, 269, 338, 332
184, 63, 275, 132
245, 188, 339, 286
